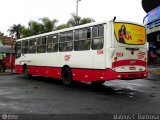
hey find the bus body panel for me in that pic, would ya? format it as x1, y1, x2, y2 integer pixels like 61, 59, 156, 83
15, 20, 148, 82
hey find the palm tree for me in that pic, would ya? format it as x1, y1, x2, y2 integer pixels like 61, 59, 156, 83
67, 13, 95, 27
20, 27, 33, 38
67, 13, 82, 26
80, 17, 95, 25
8, 24, 24, 39
39, 17, 58, 32
56, 23, 70, 30
28, 20, 44, 35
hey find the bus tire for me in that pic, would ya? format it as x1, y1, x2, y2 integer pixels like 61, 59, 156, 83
91, 81, 105, 86
62, 67, 73, 86
23, 66, 32, 78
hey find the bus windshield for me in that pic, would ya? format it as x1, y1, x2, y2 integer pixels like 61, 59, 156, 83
114, 22, 146, 45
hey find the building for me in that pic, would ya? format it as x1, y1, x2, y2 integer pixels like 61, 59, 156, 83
142, 0, 160, 64
0, 36, 15, 69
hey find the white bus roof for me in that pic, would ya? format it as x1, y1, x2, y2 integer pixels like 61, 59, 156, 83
17, 20, 144, 41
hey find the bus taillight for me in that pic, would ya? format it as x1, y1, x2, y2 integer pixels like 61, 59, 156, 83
144, 58, 147, 62
114, 57, 118, 62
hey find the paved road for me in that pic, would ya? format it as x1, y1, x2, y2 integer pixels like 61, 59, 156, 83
0, 74, 159, 118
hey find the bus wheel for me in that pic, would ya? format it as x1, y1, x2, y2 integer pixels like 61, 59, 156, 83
62, 68, 73, 86
91, 81, 105, 86
23, 66, 32, 78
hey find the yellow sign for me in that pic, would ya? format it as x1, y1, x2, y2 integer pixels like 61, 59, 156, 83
114, 23, 146, 45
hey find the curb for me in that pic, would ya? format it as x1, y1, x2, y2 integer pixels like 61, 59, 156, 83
148, 70, 160, 75
0, 72, 11, 75
0, 72, 18, 75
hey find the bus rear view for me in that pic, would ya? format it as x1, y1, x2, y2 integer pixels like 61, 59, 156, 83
112, 22, 148, 79
15, 20, 148, 86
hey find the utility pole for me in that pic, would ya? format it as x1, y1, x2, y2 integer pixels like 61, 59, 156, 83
76, 0, 81, 17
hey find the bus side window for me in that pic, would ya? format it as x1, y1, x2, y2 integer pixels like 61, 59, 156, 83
92, 25, 104, 50
59, 31, 73, 52
29, 39, 36, 53
22, 40, 28, 54
52, 34, 58, 52
74, 28, 91, 51
47, 35, 52, 52
15, 41, 21, 59
37, 37, 47, 53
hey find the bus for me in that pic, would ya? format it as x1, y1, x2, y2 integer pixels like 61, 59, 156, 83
15, 19, 148, 86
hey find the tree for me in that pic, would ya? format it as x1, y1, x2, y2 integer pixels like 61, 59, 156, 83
28, 20, 44, 35
0, 31, 4, 45
8, 24, 24, 39
39, 17, 58, 32
20, 28, 33, 38
67, 13, 95, 27
80, 17, 95, 25
56, 23, 70, 30
0, 31, 4, 39
67, 13, 82, 26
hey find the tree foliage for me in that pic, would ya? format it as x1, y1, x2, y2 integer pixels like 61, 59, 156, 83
67, 13, 95, 27
39, 17, 58, 32
8, 24, 24, 39
0, 31, 4, 39
56, 23, 70, 30
8, 14, 95, 38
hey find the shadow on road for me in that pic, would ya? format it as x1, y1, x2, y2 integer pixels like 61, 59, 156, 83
20, 75, 142, 99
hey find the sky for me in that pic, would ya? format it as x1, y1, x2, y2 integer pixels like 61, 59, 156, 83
0, 0, 146, 35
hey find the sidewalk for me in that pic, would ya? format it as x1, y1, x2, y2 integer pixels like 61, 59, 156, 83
0, 69, 16, 75
147, 65, 160, 80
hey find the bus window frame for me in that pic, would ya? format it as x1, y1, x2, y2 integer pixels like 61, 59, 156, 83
15, 41, 22, 59
91, 25, 104, 50
74, 27, 91, 51
59, 31, 73, 52
21, 40, 28, 54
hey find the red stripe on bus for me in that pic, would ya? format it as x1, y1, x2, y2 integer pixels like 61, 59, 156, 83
112, 60, 147, 68
15, 65, 148, 82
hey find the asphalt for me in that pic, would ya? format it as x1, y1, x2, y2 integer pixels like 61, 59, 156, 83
0, 67, 160, 119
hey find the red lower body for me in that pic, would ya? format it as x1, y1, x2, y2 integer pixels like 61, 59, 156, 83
15, 65, 148, 82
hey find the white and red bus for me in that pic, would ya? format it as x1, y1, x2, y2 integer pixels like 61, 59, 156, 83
15, 20, 148, 85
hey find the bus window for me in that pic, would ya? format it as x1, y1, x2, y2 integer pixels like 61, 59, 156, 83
28, 39, 36, 53
15, 41, 21, 59
59, 42, 73, 52
92, 25, 104, 50
66, 31, 73, 41
59, 31, 73, 52
74, 28, 91, 51
47, 34, 58, 52
60, 33, 66, 42
22, 40, 28, 54
52, 34, 58, 52
37, 37, 47, 53
47, 35, 53, 52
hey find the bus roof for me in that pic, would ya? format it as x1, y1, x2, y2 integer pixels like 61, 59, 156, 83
17, 20, 144, 41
